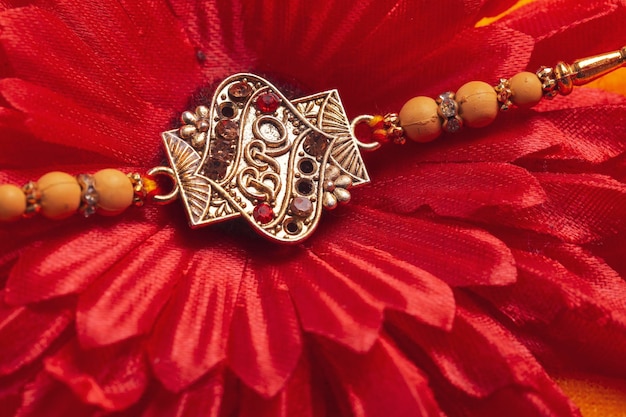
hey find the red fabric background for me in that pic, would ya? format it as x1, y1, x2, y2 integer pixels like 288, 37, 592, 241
0, 0, 625, 416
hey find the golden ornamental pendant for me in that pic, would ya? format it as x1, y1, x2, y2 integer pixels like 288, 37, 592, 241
151, 74, 371, 243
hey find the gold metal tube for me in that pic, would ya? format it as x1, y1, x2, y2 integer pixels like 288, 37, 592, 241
569, 46, 626, 86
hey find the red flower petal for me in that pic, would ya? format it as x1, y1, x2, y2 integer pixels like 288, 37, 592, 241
15, 372, 95, 417
503, 0, 626, 69
227, 262, 302, 397
388, 294, 580, 416
361, 162, 546, 217
0, 110, 82, 171
333, 207, 517, 287
0, 2, 202, 169
478, 246, 626, 376
44, 338, 147, 411
0, 7, 140, 116
238, 354, 322, 417
479, 0, 519, 18
525, 95, 626, 164
483, 248, 626, 325
148, 246, 246, 392
390, 294, 531, 394
0, 2, 201, 109
167, 0, 254, 79
0, 132, 109, 170
347, 25, 533, 115
547, 244, 626, 299
312, 239, 455, 331
498, 173, 626, 244
0, 394, 20, 417
400, 116, 562, 165
0, 79, 165, 165
316, 336, 442, 417
76, 227, 188, 348
142, 368, 232, 417
283, 249, 384, 353
0, 361, 40, 411
0, 295, 73, 375
5, 220, 159, 305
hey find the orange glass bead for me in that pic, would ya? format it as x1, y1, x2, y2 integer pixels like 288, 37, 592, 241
142, 174, 160, 197
372, 128, 389, 143
93, 169, 134, 216
37, 172, 81, 219
368, 115, 385, 130
0, 184, 26, 221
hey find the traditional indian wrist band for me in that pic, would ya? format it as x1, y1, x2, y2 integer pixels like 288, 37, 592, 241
1, 47, 625, 244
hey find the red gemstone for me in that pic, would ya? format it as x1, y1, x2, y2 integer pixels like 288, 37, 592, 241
253, 202, 274, 224
256, 92, 281, 113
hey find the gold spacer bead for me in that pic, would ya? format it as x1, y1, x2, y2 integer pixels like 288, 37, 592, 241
127, 172, 148, 207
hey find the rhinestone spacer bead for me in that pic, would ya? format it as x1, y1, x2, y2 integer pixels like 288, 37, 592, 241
494, 78, 513, 111
436, 92, 463, 133
77, 174, 99, 217
21, 181, 41, 218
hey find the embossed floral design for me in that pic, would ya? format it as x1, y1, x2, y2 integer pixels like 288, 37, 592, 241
179, 105, 210, 149
322, 165, 352, 210
0, 1, 625, 417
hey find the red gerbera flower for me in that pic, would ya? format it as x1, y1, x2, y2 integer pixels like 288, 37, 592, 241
1, 0, 625, 416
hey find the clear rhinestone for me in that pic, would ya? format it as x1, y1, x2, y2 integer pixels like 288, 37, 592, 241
290, 197, 313, 217
446, 118, 462, 133
439, 97, 457, 118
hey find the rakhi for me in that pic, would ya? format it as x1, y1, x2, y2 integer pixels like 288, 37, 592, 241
1, 47, 624, 243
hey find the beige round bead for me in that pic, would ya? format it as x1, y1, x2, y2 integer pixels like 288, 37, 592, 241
399, 96, 442, 143
510, 71, 543, 108
456, 81, 499, 128
93, 169, 133, 216
0, 184, 26, 221
37, 172, 81, 220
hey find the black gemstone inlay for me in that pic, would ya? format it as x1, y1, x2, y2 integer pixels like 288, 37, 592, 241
296, 178, 314, 195
219, 102, 236, 119
298, 158, 316, 175
284, 219, 300, 235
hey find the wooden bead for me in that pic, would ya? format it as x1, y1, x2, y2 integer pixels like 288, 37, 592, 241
456, 81, 499, 128
510, 71, 543, 108
93, 169, 133, 216
399, 96, 442, 143
0, 184, 26, 221
37, 172, 81, 219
